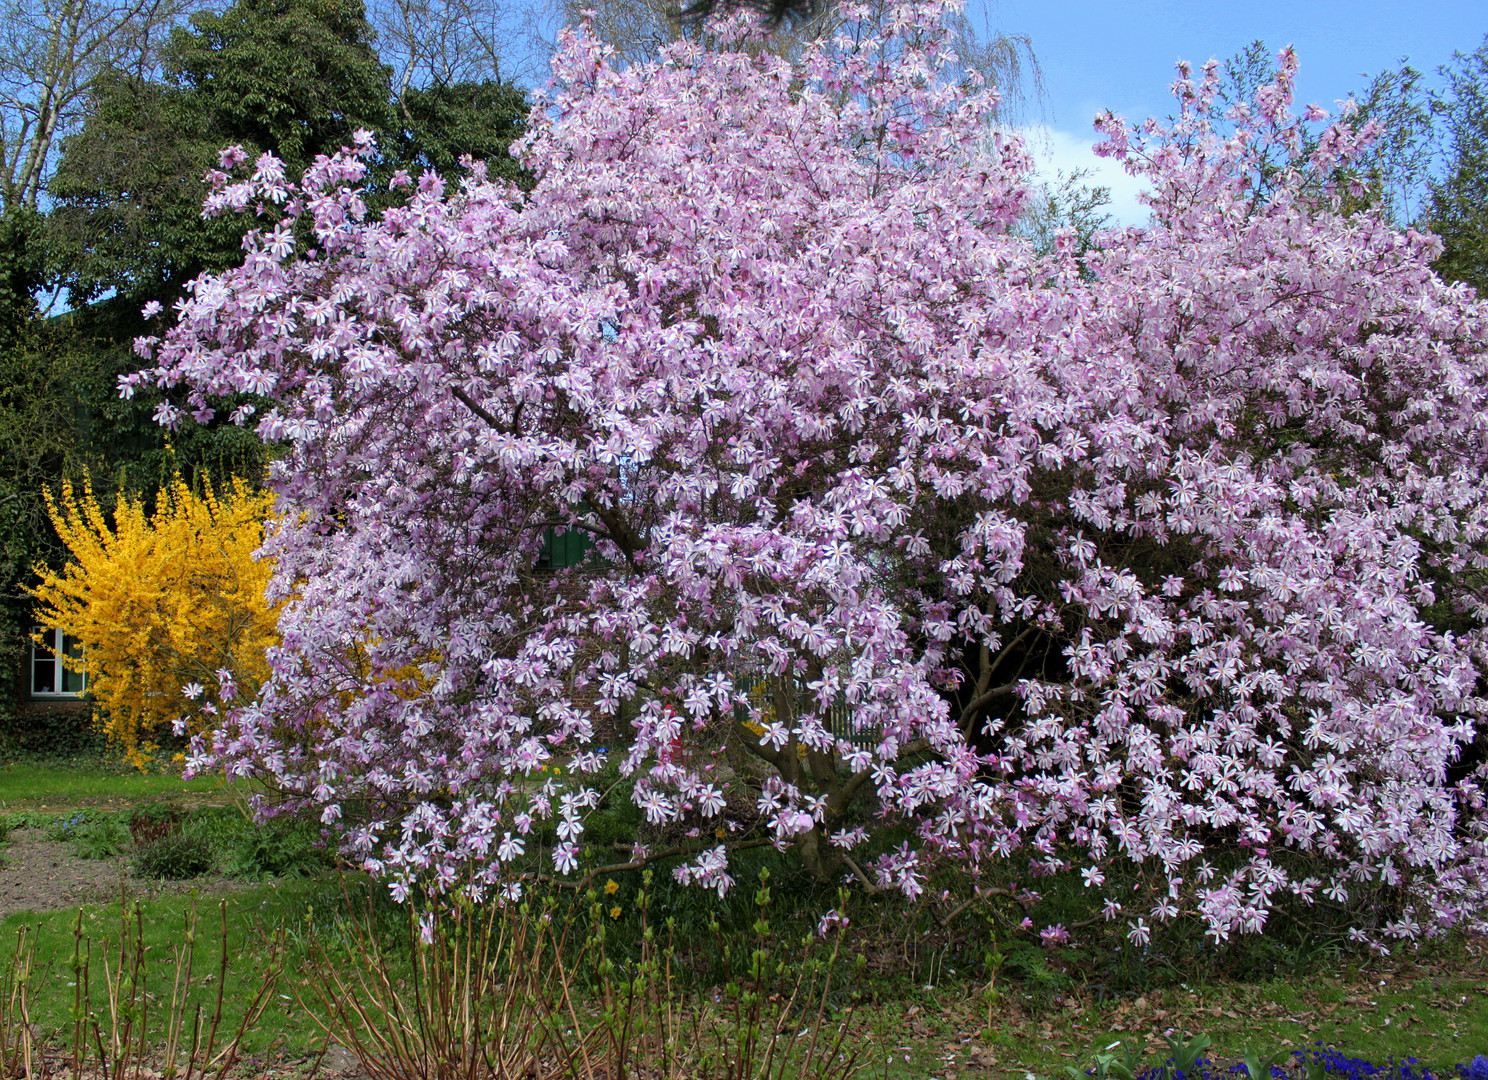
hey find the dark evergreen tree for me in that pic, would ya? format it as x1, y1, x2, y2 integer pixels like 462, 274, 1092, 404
50, 0, 393, 308
47, 72, 245, 306
169, 0, 392, 170
391, 79, 530, 187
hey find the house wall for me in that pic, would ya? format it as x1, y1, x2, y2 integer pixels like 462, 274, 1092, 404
7, 644, 93, 756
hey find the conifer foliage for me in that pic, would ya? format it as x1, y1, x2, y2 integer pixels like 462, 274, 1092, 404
134, 3, 1488, 943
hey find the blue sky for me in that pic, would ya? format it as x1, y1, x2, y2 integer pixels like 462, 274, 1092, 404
977, 1, 1486, 221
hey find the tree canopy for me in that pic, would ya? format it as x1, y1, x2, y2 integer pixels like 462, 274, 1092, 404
46, 0, 531, 309
0, 0, 530, 730
171, 0, 391, 166
49, 0, 390, 307
134, 6, 1488, 943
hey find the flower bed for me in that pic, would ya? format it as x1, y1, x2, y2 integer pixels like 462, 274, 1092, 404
1130, 1047, 1488, 1080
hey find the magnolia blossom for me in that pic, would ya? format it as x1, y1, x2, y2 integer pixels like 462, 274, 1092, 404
136, 1, 1488, 941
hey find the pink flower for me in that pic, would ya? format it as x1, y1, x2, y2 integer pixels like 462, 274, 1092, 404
136, 0, 1488, 947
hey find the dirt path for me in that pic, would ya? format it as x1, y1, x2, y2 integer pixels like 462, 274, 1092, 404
0, 829, 247, 919
0, 831, 130, 918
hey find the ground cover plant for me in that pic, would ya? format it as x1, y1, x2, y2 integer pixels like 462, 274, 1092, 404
0, 767, 330, 900
7, 806, 332, 882
1059, 1044, 1488, 1080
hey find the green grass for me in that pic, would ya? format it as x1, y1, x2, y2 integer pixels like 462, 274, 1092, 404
0, 872, 1483, 1079
0, 762, 245, 809
0, 755, 1482, 1079
0, 877, 347, 1058
876, 950, 1488, 1080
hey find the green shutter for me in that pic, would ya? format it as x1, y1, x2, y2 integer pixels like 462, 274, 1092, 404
539, 526, 591, 569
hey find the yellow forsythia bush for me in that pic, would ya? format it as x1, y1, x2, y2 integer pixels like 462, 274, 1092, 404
30, 475, 280, 768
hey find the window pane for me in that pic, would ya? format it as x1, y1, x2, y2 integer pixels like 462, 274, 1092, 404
61, 634, 86, 694
31, 628, 57, 694
31, 626, 55, 659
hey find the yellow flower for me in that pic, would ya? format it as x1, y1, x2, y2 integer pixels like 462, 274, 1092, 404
31, 474, 280, 769
609, 906, 622, 920
604, 879, 619, 895
715, 827, 726, 839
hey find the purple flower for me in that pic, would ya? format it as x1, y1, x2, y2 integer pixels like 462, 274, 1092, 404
138, 3, 1488, 936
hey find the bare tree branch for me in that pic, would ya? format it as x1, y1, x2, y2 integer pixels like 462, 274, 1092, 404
367, 0, 542, 107
0, 0, 203, 211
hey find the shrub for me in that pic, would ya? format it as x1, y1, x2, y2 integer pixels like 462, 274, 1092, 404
0, 707, 105, 762
139, 1, 1488, 944
127, 802, 183, 845
224, 819, 332, 880
134, 830, 215, 879
29, 473, 280, 769
72, 817, 129, 859
304, 868, 866, 1080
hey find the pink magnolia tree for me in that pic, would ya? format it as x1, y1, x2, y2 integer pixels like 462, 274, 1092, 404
131, 2, 1488, 943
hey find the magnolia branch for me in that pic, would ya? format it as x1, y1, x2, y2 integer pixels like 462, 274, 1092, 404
526, 837, 775, 892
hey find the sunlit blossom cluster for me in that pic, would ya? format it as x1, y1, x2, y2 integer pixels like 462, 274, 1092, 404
130, 1, 1488, 942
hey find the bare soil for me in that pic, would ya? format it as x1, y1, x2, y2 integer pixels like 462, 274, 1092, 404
0, 828, 246, 919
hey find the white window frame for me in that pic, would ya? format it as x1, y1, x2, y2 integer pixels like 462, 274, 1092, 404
30, 626, 88, 698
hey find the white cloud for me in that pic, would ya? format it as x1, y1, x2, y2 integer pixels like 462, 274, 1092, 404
1017, 125, 1152, 227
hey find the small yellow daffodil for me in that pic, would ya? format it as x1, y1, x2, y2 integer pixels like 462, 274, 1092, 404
604, 879, 620, 895
609, 906, 622, 920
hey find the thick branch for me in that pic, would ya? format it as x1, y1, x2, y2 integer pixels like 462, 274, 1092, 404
958, 624, 1035, 732
958, 681, 1021, 735
828, 765, 875, 817
840, 853, 880, 894
450, 384, 503, 431
590, 502, 645, 563
735, 718, 789, 770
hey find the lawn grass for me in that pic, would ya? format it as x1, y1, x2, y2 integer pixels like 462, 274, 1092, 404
0, 877, 348, 1059
0, 761, 245, 809
878, 951, 1488, 1079
0, 752, 1482, 1080
0, 872, 1484, 1080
